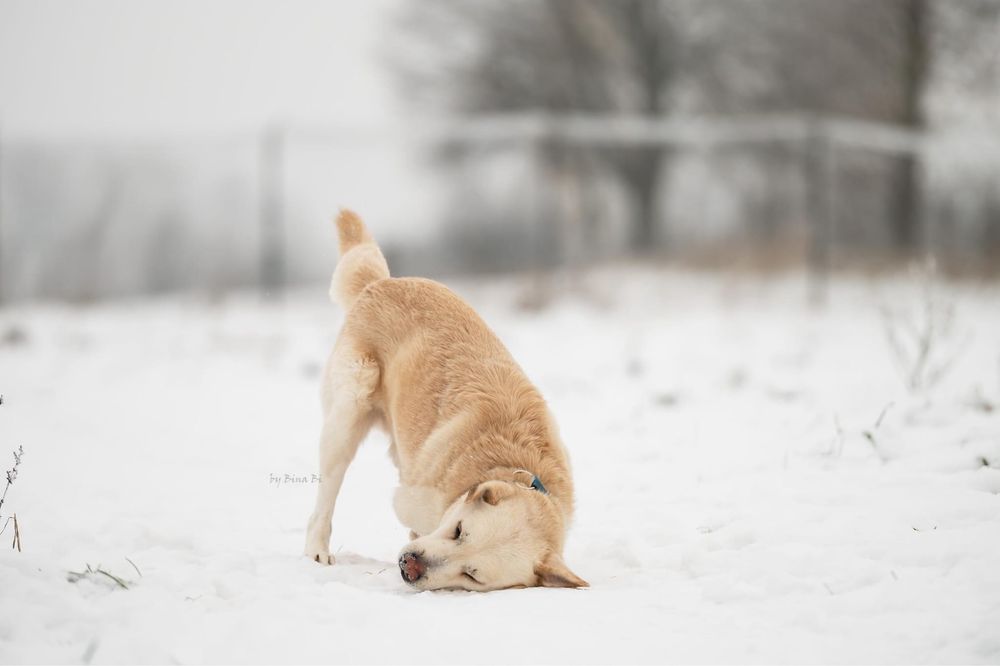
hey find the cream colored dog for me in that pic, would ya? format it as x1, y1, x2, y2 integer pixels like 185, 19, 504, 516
303, 210, 587, 591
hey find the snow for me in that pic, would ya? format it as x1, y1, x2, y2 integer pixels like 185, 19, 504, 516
1, 267, 998, 664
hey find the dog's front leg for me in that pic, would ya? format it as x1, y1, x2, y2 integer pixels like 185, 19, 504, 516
304, 356, 378, 564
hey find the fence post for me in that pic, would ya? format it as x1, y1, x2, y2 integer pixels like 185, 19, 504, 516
0, 121, 4, 306
805, 118, 835, 306
259, 124, 286, 300
520, 115, 553, 309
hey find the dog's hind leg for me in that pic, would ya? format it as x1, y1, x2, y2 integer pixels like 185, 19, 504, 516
304, 352, 379, 565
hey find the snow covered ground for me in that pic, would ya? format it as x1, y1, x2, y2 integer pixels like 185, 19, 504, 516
0, 266, 998, 664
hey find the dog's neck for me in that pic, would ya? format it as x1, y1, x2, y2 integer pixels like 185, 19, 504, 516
433, 423, 575, 523
481, 466, 547, 491
444, 462, 571, 521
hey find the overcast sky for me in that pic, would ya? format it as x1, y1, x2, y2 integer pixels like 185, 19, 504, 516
0, 0, 442, 258
0, 0, 399, 138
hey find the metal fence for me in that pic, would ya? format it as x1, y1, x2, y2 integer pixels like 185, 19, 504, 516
1, 113, 998, 304
283, 113, 1000, 297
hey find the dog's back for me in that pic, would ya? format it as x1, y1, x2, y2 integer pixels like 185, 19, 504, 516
329, 211, 573, 509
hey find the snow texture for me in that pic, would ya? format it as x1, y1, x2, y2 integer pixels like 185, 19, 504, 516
1, 268, 998, 664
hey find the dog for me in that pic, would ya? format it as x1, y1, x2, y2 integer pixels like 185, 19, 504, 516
303, 210, 587, 591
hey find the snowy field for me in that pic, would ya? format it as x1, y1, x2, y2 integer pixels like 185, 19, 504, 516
1, 267, 998, 664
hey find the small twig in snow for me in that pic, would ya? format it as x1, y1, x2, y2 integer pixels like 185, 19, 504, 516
125, 557, 142, 578
860, 402, 894, 462
823, 414, 845, 457
95, 567, 129, 589
67, 563, 131, 590
878, 259, 967, 392
873, 402, 894, 429
0, 445, 25, 517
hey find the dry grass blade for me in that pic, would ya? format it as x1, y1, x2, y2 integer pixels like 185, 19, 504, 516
873, 402, 894, 429
95, 568, 129, 590
67, 563, 131, 590
125, 557, 142, 577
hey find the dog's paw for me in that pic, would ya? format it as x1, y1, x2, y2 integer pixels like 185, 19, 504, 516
304, 545, 335, 566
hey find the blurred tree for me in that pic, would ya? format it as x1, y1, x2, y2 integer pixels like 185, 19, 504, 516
896, 0, 930, 253
925, 0, 1000, 270
684, 0, 931, 252
392, 0, 1000, 268
391, 0, 681, 252
687, 1, 915, 118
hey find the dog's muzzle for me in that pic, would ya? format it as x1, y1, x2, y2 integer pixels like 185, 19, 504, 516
399, 552, 426, 584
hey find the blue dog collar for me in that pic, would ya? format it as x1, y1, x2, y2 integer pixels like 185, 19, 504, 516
530, 475, 548, 494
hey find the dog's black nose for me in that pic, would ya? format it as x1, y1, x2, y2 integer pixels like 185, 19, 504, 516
399, 552, 426, 583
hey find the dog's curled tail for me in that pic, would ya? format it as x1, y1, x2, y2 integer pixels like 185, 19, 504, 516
330, 209, 390, 309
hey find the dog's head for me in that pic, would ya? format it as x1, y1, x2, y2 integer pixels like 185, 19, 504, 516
397, 480, 588, 591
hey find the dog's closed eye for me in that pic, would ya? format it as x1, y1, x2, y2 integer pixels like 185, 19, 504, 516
462, 569, 480, 584
453, 522, 463, 540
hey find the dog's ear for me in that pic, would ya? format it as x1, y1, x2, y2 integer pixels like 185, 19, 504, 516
535, 551, 589, 588
469, 480, 515, 506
